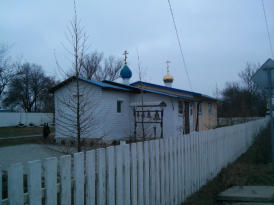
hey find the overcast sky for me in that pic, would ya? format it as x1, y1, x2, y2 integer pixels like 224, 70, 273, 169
1, 0, 273, 96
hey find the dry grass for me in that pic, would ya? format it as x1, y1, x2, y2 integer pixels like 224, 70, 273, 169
183, 125, 273, 205
0, 126, 43, 138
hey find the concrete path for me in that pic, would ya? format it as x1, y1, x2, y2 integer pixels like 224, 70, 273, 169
0, 144, 63, 171
218, 186, 274, 203
0, 134, 42, 140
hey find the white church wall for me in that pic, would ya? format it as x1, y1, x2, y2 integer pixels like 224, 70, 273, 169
130, 92, 179, 138
54, 80, 104, 140
101, 90, 132, 141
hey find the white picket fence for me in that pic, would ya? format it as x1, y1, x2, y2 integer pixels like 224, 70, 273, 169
0, 117, 269, 205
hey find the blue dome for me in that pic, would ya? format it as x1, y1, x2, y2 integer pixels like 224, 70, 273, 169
120, 65, 132, 79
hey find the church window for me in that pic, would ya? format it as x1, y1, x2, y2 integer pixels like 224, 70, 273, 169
178, 101, 183, 114
117, 100, 123, 113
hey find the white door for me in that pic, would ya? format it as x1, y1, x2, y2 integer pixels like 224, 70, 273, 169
189, 103, 194, 131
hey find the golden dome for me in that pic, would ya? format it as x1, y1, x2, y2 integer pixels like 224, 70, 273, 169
163, 60, 174, 83
163, 72, 174, 83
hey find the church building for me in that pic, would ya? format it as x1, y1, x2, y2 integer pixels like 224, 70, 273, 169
51, 52, 217, 142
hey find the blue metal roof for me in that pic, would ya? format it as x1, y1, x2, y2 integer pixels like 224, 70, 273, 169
130, 81, 216, 101
103, 80, 196, 101
78, 77, 131, 91
51, 76, 132, 92
131, 81, 202, 96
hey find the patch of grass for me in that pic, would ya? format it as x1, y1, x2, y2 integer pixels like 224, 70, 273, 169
0, 126, 42, 138
0, 126, 55, 138
183, 125, 273, 205
0, 136, 43, 147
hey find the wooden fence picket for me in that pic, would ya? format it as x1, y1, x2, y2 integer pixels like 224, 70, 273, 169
116, 145, 124, 205
28, 160, 42, 205
130, 143, 137, 205
159, 140, 166, 205
143, 141, 150, 205
155, 140, 161, 205
164, 138, 170, 204
106, 146, 115, 205
0, 166, 2, 205
86, 150, 96, 205
74, 152, 84, 205
149, 141, 156, 205
44, 157, 57, 205
8, 163, 24, 205
137, 142, 144, 205
60, 155, 71, 205
123, 144, 131, 205
1, 117, 268, 205
96, 149, 106, 205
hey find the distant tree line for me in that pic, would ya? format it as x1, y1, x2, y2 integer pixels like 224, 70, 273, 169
217, 63, 267, 117
0, 43, 123, 113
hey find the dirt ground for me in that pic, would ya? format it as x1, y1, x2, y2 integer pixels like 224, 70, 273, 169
183, 125, 273, 205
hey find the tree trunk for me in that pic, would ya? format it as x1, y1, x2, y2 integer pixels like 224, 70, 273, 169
76, 75, 81, 152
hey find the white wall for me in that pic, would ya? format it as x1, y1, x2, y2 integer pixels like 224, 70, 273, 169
54, 80, 104, 139
0, 112, 53, 127
130, 93, 180, 138
102, 90, 131, 140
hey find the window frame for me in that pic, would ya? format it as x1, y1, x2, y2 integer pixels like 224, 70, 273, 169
117, 100, 123, 113
198, 103, 202, 115
178, 101, 184, 115
208, 102, 213, 115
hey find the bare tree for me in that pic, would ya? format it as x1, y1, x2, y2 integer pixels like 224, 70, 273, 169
81, 51, 103, 80
3, 63, 55, 112
0, 45, 14, 97
94, 55, 123, 81
136, 50, 146, 139
55, 0, 100, 152
239, 63, 260, 94
80, 51, 123, 81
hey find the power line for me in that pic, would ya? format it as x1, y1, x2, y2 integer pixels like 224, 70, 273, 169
167, 0, 193, 90
261, 0, 274, 58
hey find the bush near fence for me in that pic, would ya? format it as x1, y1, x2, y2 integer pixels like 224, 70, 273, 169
0, 117, 268, 205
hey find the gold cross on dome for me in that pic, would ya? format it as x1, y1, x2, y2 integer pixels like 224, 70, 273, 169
123, 50, 129, 65
166, 60, 171, 72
